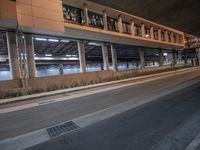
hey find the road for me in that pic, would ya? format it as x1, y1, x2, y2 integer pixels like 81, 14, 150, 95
27, 77, 200, 150
0, 68, 200, 145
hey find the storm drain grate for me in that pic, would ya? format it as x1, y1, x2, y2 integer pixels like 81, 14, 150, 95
47, 121, 79, 138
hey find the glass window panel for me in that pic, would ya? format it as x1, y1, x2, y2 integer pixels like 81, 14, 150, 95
88, 11, 104, 29
63, 5, 84, 25
134, 25, 141, 36
107, 17, 118, 32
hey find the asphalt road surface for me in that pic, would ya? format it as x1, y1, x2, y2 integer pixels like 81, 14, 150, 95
27, 78, 200, 150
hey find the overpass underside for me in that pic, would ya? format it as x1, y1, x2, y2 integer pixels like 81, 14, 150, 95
0, 0, 198, 91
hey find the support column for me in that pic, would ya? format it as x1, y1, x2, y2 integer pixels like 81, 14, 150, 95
25, 34, 36, 78
130, 19, 135, 36
165, 30, 168, 42
101, 42, 109, 70
158, 28, 162, 41
111, 44, 118, 72
198, 48, 200, 66
172, 50, 177, 67
171, 33, 175, 43
140, 48, 145, 69
6, 32, 20, 79
184, 50, 188, 65
159, 49, 164, 67
59, 64, 64, 75
83, 4, 89, 26
103, 10, 108, 30
78, 40, 87, 73
118, 15, 123, 33
150, 26, 154, 40
141, 23, 145, 38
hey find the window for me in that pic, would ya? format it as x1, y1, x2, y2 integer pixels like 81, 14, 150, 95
174, 34, 177, 43
122, 22, 131, 34
145, 28, 150, 39
88, 11, 104, 29
161, 32, 165, 41
168, 33, 171, 42
154, 30, 158, 40
134, 25, 141, 36
107, 17, 118, 32
63, 5, 84, 25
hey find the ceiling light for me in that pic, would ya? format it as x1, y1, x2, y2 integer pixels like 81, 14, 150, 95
88, 42, 101, 46
48, 39, 59, 42
45, 54, 52, 57
60, 40, 70, 43
164, 53, 168, 56
35, 38, 47, 41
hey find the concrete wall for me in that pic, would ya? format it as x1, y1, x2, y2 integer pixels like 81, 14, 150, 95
0, 0, 17, 29
16, 0, 64, 32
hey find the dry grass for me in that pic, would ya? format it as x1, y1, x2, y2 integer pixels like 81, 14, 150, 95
0, 65, 192, 99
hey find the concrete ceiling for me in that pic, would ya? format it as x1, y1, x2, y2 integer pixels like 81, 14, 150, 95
89, 0, 200, 37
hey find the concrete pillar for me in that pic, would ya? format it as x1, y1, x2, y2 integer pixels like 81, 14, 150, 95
118, 15, 123, 33
140, 48, 145, 69
25, 34, 36, 78
159, 49, 164, 67
150, 26, 154, 40
6, 32, 20, 79
111, 44, 118, 72
78, 40, 87, 73
158, 28, 162, 41
59, 64, 64, 75
141, 23, 145, 38
184, 50, 188, 65
130, 19, 135, 36
172, 50, 177, 66
198, 48, 200, 66
171, 33, 175, 43
101, 42, 109, 70
83, 4, 89, 26
165, 30, 168, 42
103, 10, 108, 30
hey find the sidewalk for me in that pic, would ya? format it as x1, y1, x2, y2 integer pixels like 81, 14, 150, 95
0, 66, 199, 105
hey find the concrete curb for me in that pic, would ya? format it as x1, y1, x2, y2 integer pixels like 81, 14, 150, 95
150, 110, 200, 150
185, 131, 200, 150
0, 66, 199, 105
0, 67, 199, 114
0, 77, 199, 150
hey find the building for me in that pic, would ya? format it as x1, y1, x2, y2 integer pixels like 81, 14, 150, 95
0, 0, 198, 90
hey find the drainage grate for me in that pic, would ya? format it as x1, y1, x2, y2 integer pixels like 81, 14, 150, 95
47, 121, 79, 138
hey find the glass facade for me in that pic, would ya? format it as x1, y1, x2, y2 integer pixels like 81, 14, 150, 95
88, 11, 104, 29
154, 30, 158, 40
122, 22, 131, 34
107, 17, 119, 32
134, 25, 142, 36
63, 5, 84, 25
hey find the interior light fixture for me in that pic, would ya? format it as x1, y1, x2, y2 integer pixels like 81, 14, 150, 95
45, 54, 52, 57
60, 40, 70, 43
164, 53, 168, 56
88, 42, 101, 46
48, 39, 59, 42
35, 38, 47, 41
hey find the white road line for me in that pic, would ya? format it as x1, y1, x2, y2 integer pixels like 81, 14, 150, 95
0, 69, 199, 114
